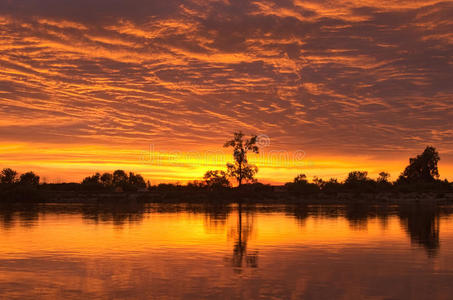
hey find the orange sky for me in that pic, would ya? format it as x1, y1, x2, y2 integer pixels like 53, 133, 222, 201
0, 0, 452, 183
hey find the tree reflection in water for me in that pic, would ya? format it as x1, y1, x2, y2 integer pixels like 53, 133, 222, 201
286, 203, 446, 257
398, 204, 440, 256
228, 203, 258, 271
81, 202, 147, 227
0, 202, 451, 259
0, 204, 39, 230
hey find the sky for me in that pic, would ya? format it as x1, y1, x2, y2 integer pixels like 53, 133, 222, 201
0, 0, 452, 184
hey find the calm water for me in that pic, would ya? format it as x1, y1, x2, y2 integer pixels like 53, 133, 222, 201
1, 203, 453, 299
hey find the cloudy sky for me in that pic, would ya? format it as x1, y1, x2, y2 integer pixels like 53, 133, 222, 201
0, 0, 452, 183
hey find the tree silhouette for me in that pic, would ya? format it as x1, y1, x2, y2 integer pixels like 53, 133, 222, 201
345, 171, 369, 184
377, 172, 390, 183
399, 146, 440, 183
82, 173, 101, 185
100, 173, 113, 186
0, 168, 17, 184
224, 132, 259, 186
19, 171, 40, 185
113, 170, 128, 187
294, 174, 308, 184
81, 170, 147, 191
286, 173, 319, 195
203, 170, 230, 188
319, 178, 342, 193
128, 172, 146, 188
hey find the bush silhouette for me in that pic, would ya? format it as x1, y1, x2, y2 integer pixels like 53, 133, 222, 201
0, 168, 17, 184
19, 172, 40, 185
203, 170, 230, 188
398, 146, 440, 183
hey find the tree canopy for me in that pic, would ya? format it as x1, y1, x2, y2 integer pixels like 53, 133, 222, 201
224, 132, 259, 186
399, 146, 440, 183
19, 172, 40, 185
81, 170, 146, 191
0, 168, 17, 184
203, 170, 230, 188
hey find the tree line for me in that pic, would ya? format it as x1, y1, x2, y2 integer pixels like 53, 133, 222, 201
81, 170, 148, 191
0, 132, 451, 194
199, 133, 450, 192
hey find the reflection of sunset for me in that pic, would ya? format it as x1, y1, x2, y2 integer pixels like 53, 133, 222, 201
1, 205, 453, 299
1, 210, 452, 256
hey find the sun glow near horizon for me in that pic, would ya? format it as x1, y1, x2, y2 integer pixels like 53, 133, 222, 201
0, 0, 452, 183
0, 141, 451, 184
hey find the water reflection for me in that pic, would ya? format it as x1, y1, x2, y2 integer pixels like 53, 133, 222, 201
81, 202, 146, 227
0, 202, 452, 257
201, 204, 232, 232
228, 203, 258, 271
398, 204, 441, 256
1, 202, 453, 299
283, 203, 448, 256
0, 204, 39, 229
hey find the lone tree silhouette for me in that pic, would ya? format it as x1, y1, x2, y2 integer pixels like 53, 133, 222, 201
399, 146, 440, 183
224, 132, 259, 187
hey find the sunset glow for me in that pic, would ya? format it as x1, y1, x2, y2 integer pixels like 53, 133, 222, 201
1, 0, 452, 182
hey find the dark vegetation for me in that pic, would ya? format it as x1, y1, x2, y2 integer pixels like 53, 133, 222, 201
0, 133, 452, 204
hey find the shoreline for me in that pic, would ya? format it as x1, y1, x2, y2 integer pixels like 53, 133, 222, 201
4, 190, 452, 205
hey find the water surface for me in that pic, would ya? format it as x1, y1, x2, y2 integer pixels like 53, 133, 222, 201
0, 203, 453, 299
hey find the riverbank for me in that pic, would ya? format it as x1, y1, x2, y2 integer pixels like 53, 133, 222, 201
4, 189, 452, 205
